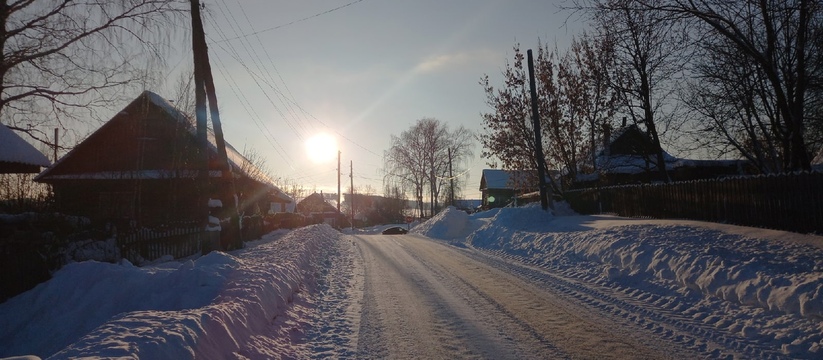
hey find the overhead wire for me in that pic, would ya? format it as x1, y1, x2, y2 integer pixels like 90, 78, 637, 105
204, 12, 310, 142
234, 1, 308, 132
216, 0, 383, 160
203, 0, 389, 190
200, 9, 298, 169
209, 52, 295, 170
215, 0, 366, 43
215, 0, 312, 136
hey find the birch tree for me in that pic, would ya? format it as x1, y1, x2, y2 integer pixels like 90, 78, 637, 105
0, 0, 179, 146
384, 118, 474, 217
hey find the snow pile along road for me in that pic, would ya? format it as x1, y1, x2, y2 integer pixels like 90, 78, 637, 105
412, 206, 487, 242
416, 205, 823, 358
0, 225, 341, 359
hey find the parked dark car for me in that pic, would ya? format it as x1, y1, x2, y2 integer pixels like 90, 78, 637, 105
381, 226, 408, 235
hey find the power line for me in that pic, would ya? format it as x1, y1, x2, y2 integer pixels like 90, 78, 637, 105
216, 0, 366, 43
203, 0, 384, 184
204, 13, 311, 141
207, 17, 383, 159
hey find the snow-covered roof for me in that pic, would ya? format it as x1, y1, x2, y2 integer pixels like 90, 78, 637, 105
0, 122, 51, 172
480, 169, 512, 190
35, 91, 291, 203
480, 169, 540, 190
594, 152, 679, 175
39, 170, 225, 180
142, 91, 278, 188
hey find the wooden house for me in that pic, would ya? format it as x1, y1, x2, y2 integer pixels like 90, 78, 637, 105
479, 169, 540, 209
297, 192, 344, 227
34, 91, 291, 228
572, 124, 750, 188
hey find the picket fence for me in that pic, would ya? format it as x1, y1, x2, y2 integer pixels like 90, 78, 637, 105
564, 171, 823, 234
118, 226, 219, 264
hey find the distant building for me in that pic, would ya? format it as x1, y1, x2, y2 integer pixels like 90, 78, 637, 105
572, 124, 751, 188
297, 192, 344, 227
813, 148, 823, 172
479, 169, 541, 209
35, 91, 291, 227
0, 123, 50, 174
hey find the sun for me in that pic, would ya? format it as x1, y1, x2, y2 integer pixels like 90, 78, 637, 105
305, 133, 338, 164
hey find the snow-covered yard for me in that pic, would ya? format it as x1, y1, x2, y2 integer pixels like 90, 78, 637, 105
1, 203, 822, 358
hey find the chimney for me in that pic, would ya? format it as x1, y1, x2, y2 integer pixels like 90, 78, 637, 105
602, 122, 612, 156
621, 116, 627, 127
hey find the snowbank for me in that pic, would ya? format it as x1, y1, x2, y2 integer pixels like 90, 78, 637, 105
419, 205, 823, 357
412, 206, 486, 239
0, 225, 340, 359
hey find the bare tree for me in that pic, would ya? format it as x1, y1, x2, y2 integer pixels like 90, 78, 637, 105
568, 32, 619, 173
480, 44, 575, 183
682, 36, 786, 173
384, 125, 427, 217
591, 0, 687, 182
480, 41, 613, 189
381, 183, 408, 223
1, 0, 179, 146
0, 173, 52, 212
273, 177, 310, 205
479, 45, 541, 174
639, 0, 822, 171
384, 118, 474, 217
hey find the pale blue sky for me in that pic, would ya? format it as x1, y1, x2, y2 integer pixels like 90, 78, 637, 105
161, 0, 583, 199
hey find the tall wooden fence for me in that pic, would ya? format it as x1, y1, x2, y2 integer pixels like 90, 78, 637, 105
564, 171, 823, 234
118, 226, 218, 264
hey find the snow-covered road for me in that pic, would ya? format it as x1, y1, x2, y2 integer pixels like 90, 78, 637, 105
352, 233, 683, 359
2, 204, 821, 359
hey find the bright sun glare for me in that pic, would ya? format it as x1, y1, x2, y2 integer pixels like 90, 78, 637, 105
305, 133, 338, 164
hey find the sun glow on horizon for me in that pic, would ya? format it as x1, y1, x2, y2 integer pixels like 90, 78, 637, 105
305, 133, 338, 164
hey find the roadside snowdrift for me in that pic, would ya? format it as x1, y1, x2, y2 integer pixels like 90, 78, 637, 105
412, 206, 488, 240
0, 225, 340, 359
416, 205, 823, 357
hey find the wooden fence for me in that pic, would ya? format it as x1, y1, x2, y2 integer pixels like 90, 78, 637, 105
118, 226, 219, 264
564, 171, 823, 234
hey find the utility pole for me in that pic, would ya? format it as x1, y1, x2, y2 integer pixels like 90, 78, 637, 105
53, 128, 58, 163
350, 160, 354, 231
527, 49, 552, 211
191, 0, 210, 235
191, 0, 240, 248
337, 151, 341, 214
448, 147, 455, 207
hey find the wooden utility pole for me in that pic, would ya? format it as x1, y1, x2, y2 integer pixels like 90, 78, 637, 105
191, 0, 240, 248
191, 0, 210, 233
527, 49, 551, 211
337, 151, 341, 214
53, 128, 58, 162
448, 147, 455, 207
350, 160, 354, 231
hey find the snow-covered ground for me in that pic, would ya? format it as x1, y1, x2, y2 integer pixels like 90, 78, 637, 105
0, 226, 355, 359
2, 203, 822, 358
415, 204, 823, 358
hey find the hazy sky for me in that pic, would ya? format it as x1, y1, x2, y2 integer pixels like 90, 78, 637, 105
160, 0, 583, 199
